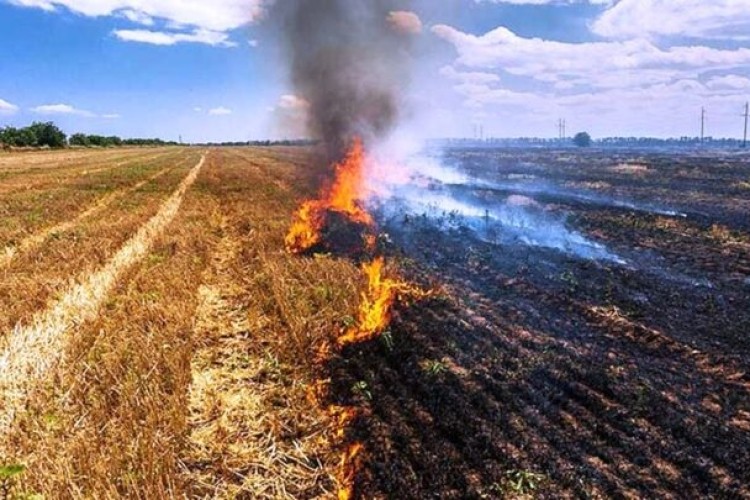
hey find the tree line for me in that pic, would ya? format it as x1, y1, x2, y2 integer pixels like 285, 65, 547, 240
0, 122, 178, 149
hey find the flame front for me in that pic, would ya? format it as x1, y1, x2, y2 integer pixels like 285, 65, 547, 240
285, 138, 373, 254
287, 139, 429, 500
338, 257, 408, 347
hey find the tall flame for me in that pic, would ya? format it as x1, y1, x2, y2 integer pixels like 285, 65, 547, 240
338, 257, 405, 347
285, 138, 373, 254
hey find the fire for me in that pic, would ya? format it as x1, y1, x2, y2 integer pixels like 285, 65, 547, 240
338, 257, 410, 347
338, 442, 363, 500
287, 138, 430, 500
285, 138, 374, 254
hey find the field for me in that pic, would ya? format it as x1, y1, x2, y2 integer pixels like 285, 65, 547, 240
0, 146, 748, 499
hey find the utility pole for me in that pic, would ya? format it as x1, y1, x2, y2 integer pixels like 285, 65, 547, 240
701, 107, 706, 144
563, 119, 567, 140
742, 102, 748, 149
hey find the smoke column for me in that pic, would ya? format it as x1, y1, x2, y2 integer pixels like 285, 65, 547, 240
276, 0, 412, 160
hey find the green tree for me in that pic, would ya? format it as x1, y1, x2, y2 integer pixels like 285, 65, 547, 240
28, 122, 66, 148
573, 132, 592, 148
69, 133, 90, 147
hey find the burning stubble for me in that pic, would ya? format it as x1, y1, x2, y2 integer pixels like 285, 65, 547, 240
276, 0, 412, 160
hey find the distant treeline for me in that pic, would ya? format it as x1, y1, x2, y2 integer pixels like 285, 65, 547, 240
69, 133, 178, 147
196, 139, 318, 147
0, 121, 178, 149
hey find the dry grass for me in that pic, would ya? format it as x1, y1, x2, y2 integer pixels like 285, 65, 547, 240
0, 149, 186, 247
1, 156, 181, 269
0, 148, 177, 195
0, 152, 201, 337
0, 147, 363, 498
0, 153, 205, 441
180, 149, 361, 499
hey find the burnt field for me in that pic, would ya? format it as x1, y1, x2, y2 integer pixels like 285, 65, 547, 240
327, 148, 750, 498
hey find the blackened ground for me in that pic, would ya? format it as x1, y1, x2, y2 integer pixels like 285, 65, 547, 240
325, 148, 750, 498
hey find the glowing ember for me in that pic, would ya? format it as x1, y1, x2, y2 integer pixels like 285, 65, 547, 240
285, 138, 374, 254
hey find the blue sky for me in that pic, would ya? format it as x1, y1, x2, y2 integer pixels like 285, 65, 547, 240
1, 0, 749, 141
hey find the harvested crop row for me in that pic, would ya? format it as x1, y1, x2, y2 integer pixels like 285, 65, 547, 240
0, 152, 202, 337
0, 157, 182, 269
0, 148, 180, 196
3, 153, 219, 498
0, 147, 170, 177
0, 153, 206, 450
180, 148, 362, 498
0, 149, 190, 250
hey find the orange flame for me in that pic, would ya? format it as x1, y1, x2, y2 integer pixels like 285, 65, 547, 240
338, 257, 422, 347
338, 442, 363, 500
285, 138, 374, 254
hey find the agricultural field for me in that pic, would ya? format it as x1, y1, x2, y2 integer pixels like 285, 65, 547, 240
0, 146, 748, 499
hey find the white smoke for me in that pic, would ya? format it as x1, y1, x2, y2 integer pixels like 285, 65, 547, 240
364, 141, 627, 264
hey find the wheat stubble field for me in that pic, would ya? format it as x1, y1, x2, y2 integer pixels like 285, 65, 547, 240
1, 146, 749, 499
0, 147, 361, 499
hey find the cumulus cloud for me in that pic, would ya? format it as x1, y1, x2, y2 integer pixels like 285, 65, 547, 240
706, 75, 750, 91
31, 103, 119, 118
0, 98, 19, 114
208, 106, 233, 116
593, 0, 750, 40
387, 11, 423, 35
7, 0, 266, 32
32, 103, 96, 117
432, 24, 750, 91
432, 19, 750, 137
7, 0, 268, 46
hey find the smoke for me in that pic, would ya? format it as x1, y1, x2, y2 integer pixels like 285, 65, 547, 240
276, 0, 413, 159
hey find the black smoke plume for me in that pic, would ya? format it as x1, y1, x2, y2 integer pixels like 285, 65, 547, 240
276, 0, 412, 160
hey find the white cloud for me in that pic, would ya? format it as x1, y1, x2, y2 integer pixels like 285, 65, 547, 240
119, 9, 154, 26
248, 39, 259, 47
706, 74, 750, 92
8, 0, 267, 32
593, 0, 750, 40
101, 113, 121, 119
32, 103, 95, 117
113, 28, 235, 46
8, 0, 268, 46
0, 98, 19, 114
208, 107, 232, 116
431, 21, 750, 137
432, 25, 750, 91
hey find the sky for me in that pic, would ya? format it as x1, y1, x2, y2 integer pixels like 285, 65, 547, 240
1, 0, 749, 142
